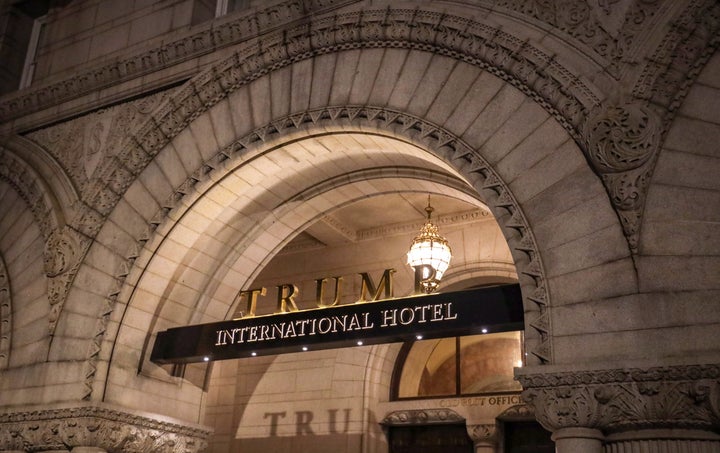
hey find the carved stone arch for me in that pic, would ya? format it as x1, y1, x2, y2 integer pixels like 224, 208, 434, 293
0, 254, 10, 369
79, 6, 636, 402
75, 5, 603, 241
0, 136, 66, 239
87, 104, 561, 407
0, 136, 89, 335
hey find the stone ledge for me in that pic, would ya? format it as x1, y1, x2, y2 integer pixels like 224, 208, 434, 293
0, 402, 212, 453
516, 362, 720, 434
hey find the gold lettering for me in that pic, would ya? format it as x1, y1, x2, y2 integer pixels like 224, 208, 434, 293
275, 283, 300, 313
233, 287, 266, 318
357, 268, 396, 302
315, 276, 343, 308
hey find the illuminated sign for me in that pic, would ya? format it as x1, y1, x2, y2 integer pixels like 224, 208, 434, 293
150, 283, 523, 364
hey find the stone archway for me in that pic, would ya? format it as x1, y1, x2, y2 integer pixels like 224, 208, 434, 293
15, 6, 631, 451
44, 8, 635, 420
81, 47, 620, 421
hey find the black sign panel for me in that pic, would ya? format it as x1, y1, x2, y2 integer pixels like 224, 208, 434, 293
150, 284, 523, 364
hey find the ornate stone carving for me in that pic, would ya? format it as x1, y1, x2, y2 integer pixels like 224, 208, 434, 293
467, 423, 498, 445
0, 404, 211, 453
517, 363, 720, 434
0, 254, 10, 369
0, 146, 58, 239
357, 209, 489, 241
633, 0, 720, 113
25, 90, 170, 196
585, 102, 661, 173
0, 0, 668, 125
583, 101, 662, 251
27, 3, 599, 216
381, 408, 465, 426
493, 0, 662, 77
497, 403, 536, 421
44, 227, 89, 334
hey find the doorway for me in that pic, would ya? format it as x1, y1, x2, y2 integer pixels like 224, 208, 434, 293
503, 420, 554, 453
387, 424, 473, 453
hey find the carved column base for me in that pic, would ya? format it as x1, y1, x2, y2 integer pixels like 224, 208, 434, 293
552, 427, 603, 453
0, 402, 212, 453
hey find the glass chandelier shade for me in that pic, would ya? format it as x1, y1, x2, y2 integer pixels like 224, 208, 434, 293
407, 196, 452, 293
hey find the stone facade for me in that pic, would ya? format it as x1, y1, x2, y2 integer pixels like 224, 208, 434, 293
0, 0, 718, 452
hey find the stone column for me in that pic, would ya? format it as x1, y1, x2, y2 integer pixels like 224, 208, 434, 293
467, 423, 497, 453
516, 363, 720, 453
551, 427, 603, 453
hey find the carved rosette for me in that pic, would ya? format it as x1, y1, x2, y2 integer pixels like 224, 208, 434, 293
516, 364, 720, 434
0, 405, 211, 453
583, 101, 662, 252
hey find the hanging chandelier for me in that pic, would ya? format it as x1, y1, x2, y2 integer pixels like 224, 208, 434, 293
406, 195, 452, 294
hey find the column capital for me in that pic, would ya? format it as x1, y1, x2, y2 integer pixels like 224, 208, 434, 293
515, 363, 720, 434
0, 402, 211, 452
467, 423, 497, 446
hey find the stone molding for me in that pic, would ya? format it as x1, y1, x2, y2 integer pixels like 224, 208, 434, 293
0, 254, 9, 369
0, 146, 59, 239
1, 0, 679, 125
25, 91, 171, 196
380, 408, 465, 426
633, 0, 720, 115
281, 208, 490, 253
357, 209, 490, 241
516, 363, 720, 434
496, 403, 536, 421
0, 143, 90, 336
0, 0, 358, 124
490, 0, 666, 78
0, 404, 211, 453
